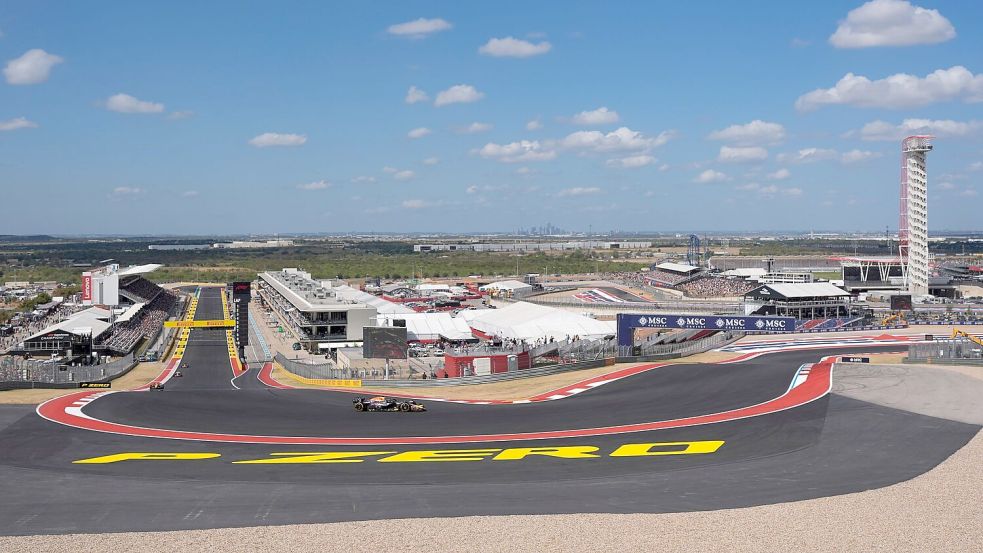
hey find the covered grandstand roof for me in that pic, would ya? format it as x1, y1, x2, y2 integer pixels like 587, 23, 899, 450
376, 312, 474, 341
655, 262, 701, 274
459, 302, 616, 342
25, 306, 112, 342
114, 302, 146, 324
745, 282, 850, 300
118, 264, 163, 276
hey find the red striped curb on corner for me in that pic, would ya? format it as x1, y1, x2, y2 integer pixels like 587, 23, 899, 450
36, 357, 837, 446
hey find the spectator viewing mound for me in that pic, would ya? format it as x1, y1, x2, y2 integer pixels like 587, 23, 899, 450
677, 276, 757, 298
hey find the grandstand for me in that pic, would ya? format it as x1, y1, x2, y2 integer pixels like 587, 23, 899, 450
645, 262, 701, 286
744, 283, 853, 319
98, 291, 177, 354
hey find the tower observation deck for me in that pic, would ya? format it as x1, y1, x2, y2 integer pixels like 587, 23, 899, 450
899, 135, 933, 296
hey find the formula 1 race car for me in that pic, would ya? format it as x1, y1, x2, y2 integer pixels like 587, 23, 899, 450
181, 362, 189, 368
149, 382, 164, 390
353, 396, 426, 412
173, 371, 183, 378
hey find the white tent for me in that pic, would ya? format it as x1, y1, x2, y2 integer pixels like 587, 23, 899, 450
479, 280, 532, 292
329, 284, 415, 314
460, 302, 615, 342
376, 312, 475, 341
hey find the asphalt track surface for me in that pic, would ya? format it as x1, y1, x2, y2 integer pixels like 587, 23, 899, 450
0, 286, 978, 536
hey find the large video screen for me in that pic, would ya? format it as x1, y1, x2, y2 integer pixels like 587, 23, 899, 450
363, 326, 408, 359
890, 294, 913, 311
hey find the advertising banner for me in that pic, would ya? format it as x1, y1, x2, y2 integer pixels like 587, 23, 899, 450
616, 313, 796, 346
81, 273, 92, 304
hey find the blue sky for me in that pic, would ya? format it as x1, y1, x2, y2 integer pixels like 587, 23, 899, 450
1, 0, 981, 235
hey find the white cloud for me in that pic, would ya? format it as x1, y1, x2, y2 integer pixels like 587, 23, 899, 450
959, 188, 978, 197
405, 85, 429, 104
109, 186, 144, 197
767, 168, 791, 180
387, 18, 452, 39
478, 140, 557, 163
423, 157, 439, 165
168, 110, 194, 120
352, 176, 377, 184
693, 169, 728, 183
382, 166, 398, 174
393, 170, 415, 181
467, 184, 508, 195
515, 166, 536, 175
459, 122, 493, 134
777, 148, 839, 163
606, 155, 656, 169
434, 84, 484, 107
790, 38, 811, 47
571, 107, 620, 125
249, 132, 307, 147
739, 183, 802, 197
841, 149, 883, 163
557, 187, 601, 197
659, 164, 670, 172
105, 93, 165, 114
0, 117, 38, 131
938, 181, 956, 190
708, 120, 786, 145
479, 36, 552, 58
718, 146, 768, 163
858, 118, 983, 141
402, 199, 431, 209
830, 0, 955, 48
561, 127, 674, 153
407, 127, 432, 139
297, 180, 330, 190
3, 49, 63, 85
182, 190, 199, 197
969, 162, 983, 172
796, 66, 983, 111
526, 118, 543, 131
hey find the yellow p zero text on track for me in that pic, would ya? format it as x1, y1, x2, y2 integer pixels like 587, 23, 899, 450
74, 441, 726, 464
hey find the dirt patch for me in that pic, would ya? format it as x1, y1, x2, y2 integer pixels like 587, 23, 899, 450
0, 361, 165, 405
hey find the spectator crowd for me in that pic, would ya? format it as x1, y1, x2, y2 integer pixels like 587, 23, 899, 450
101, 292, 176, 353
676, 276, 757, 298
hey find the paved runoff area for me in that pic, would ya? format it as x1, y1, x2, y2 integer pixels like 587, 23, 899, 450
0, 286, 979, 550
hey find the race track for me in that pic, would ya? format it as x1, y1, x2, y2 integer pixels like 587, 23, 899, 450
0, 287, 978, 536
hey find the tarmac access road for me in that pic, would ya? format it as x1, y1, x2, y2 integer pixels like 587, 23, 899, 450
0, 286, 977, 536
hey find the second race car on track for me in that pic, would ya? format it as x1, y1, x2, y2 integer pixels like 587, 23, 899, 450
353, 396, 426, 412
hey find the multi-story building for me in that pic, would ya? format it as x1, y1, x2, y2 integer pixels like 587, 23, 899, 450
257, 268, 376, 352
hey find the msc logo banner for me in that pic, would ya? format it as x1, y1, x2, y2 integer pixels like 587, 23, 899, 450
617, 313, 795, 345
73, 440, 725, 464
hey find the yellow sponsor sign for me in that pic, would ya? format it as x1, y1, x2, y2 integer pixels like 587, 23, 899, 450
73, 441, 726, 464
164, 319, 236, 328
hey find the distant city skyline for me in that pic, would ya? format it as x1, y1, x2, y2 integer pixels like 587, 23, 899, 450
1, 1, 981, 234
